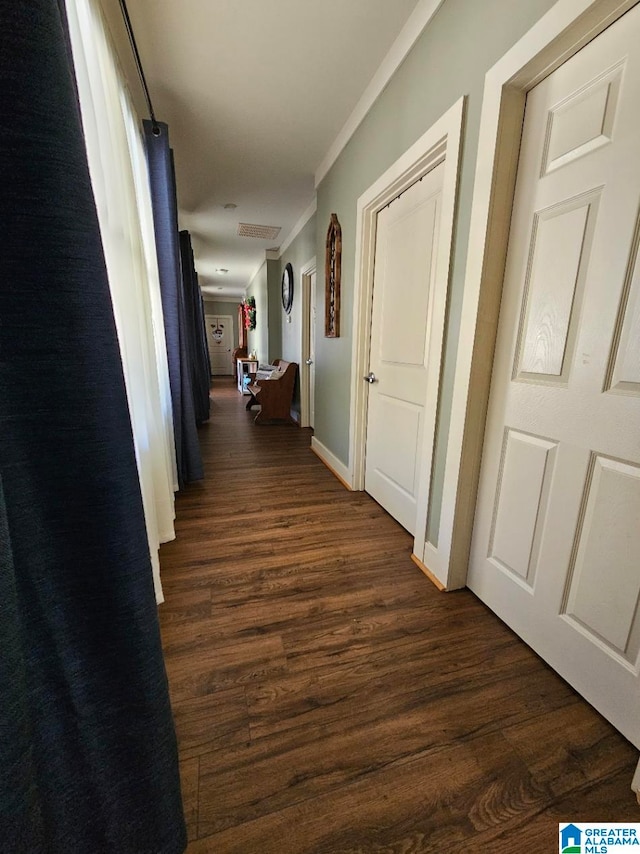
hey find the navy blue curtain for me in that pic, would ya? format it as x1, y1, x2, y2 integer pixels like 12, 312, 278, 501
0, 3, 186, 852
143, 122, 204, 487
179, 230, 211, 425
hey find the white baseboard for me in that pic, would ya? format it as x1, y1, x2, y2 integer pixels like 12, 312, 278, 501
311, 437, 353, 490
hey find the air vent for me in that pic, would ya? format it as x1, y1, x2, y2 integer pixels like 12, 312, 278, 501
237, 222, 281, 240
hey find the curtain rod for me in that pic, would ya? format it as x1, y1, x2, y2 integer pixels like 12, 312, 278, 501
117, 0, 160, 135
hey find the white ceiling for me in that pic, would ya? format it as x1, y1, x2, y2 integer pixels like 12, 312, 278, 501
123, 0, 423, 299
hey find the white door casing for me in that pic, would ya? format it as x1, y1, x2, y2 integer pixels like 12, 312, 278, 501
205, 314, 234, 376
468, 3, 640, 748
347, 97, 464, 569
300, 261, 316, 429
365, 165, 443, 535
309, 271, 317, 430
434, 0, 640, 592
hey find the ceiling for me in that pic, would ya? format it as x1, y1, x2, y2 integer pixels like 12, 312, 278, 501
121, 0, 423, 299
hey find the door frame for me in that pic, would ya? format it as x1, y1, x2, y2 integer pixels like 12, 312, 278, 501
434, 0, 640, 593
204, 313, 234, 376
300, 257, 316, 428
349, 96, 465, 566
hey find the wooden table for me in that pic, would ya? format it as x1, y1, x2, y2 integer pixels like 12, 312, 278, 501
236, 358, 258, 393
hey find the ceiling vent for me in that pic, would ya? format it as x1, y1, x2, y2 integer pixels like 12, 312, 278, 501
237, 222, 281, 240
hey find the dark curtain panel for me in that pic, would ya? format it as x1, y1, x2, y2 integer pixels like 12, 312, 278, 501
0, 3, 186, 853
179, 230, 211, 424
143, 121, 204, 486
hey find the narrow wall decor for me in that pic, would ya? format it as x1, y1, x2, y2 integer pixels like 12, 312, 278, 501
242, 296, 256, 330
325, 213, 342, 337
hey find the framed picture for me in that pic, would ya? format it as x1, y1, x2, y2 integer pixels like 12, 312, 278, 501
325, 213, 341, 337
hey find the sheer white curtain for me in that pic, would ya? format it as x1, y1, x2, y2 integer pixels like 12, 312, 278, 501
65, 0, 177, 602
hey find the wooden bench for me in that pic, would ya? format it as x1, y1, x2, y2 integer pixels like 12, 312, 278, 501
245, 359, 297, 424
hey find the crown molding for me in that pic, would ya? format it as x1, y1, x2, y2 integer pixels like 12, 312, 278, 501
314, 0, 445, 187
246, 249, 280, 290
279, 198, 317, 257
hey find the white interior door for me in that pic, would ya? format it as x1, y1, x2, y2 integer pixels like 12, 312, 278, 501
301, 270, 317, 429
365, 163, 443, 534
309, 271, 316, 429
205, 314, 234, 376
468, 5, 640, 747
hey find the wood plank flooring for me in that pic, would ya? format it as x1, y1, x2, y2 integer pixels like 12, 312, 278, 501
158, 377, 638, 853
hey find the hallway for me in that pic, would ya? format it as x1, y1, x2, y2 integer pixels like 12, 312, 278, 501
159, 378, 638, 853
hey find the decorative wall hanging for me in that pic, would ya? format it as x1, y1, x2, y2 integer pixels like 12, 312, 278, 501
281, 262, 293, 313
210, 320, 224, 343
238, 303, 246, 348
325, 213, 342, 337
242, 296, 256, 330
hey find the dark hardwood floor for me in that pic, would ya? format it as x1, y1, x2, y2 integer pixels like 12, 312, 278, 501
158, 377, 638, 853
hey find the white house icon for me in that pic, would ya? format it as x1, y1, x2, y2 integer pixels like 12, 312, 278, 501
561, 824, 582, 852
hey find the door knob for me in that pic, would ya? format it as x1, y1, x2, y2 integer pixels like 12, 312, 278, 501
364, 372, 377, 383
306, 358, 314, 365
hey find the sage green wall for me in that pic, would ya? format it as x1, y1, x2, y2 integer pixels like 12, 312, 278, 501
266, 259, 282, 363
247, 259, 281, 364
203, 299, 240, 349
314, 0, 557, 537
280, 214, 317, 420
246, 263, 269, 363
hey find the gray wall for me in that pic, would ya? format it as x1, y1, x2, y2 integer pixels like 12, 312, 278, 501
267, 259, 282, 363
203, 298, 241, 349
314, 0, 557, 536
246, 262, 269, 363
279, 214, 317, 420
246, 259, 281, 364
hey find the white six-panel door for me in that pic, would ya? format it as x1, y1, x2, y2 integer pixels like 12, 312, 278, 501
309, 271, 316, 429
205, 314, 234, 376
468, 4, 640, 746
365, 163, 443, 534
